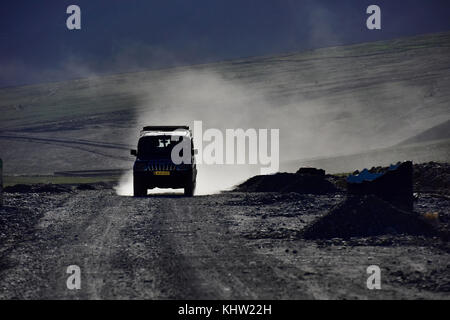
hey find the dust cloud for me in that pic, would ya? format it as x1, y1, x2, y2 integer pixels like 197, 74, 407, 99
114, 49, 447, 195
116, 70, 291, 196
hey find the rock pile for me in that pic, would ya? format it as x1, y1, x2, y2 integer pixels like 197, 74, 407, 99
303, 195, 436, 240
347, 161, 414, 210
236, 169, 338, 194
414, 162, 450, 195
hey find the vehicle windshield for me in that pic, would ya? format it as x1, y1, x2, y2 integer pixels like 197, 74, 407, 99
137, 135, 187, 160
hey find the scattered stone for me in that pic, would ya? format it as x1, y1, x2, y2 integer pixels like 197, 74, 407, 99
414, 162, 450, 195
76, 184, 97, 191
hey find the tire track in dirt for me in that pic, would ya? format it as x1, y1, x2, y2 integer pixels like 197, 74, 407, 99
145, 196, 313, 299
147, 198, 256, 299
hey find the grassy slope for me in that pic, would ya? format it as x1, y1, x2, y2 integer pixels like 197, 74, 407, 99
1, 31, 450, 178
2, 175, 119, 187
282, 138, 450, 174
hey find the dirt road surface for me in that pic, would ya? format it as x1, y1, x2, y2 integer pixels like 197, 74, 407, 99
0, 188, 448, 300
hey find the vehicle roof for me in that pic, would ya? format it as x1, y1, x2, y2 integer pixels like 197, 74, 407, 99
140, 130, 191, 138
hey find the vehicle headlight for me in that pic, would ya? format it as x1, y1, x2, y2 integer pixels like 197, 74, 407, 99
134, 162, 148, 172
175, 164, 191, 171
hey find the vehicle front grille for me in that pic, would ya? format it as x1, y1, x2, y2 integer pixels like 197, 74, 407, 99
147, 161, 176, 171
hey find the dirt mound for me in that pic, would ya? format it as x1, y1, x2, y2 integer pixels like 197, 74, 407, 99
414, 162, 450, 195
76, 182, 112, 191
4, 184, 73, 194
303, 195, 436, 240
296, 167, 325, 176
235, 172, 338, 194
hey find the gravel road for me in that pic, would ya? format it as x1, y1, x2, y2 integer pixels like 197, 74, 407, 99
0, 188, 448, 300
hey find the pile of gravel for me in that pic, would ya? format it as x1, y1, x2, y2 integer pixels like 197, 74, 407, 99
303, 195, 436, 240
235, 172, 338, 194
414, 162, 450, 195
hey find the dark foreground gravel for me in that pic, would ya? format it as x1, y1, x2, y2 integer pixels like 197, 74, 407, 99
0, 186, 449, 299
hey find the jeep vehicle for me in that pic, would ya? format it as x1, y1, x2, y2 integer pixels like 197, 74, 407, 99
130, 126, 197, 197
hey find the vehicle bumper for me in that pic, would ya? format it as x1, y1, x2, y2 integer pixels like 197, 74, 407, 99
133, 170, 194, 189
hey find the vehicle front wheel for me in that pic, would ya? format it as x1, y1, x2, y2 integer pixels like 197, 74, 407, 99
133, 178, 147, 197
184, 181, 196, 197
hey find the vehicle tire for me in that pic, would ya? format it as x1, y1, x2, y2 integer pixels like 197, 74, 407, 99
184, 180, 196, 197
133, 178, 147, 197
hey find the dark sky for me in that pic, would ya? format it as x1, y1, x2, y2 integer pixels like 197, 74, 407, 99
1, 0, 450, 87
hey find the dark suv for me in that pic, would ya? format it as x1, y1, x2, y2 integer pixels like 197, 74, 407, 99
130, 126, 197, 197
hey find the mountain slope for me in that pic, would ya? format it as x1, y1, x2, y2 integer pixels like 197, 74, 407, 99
0, 31, 450, 177
400, 119, 450, 145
